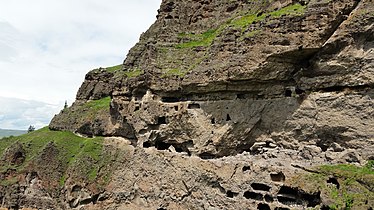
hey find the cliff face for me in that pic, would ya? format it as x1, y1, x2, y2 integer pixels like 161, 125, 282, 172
51, 0, 374, 158
1, 0, 374, 209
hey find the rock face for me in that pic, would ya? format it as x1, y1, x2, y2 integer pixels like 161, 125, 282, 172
2, 0, 374, 209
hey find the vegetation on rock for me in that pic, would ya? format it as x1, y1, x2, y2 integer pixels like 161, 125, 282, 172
290, 161, 374, 209
176, 3, 306, 49
124, 68, 144, 78
0, 127, 113, 188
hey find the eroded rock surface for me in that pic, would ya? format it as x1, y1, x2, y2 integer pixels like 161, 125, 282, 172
2, 0, 374, 209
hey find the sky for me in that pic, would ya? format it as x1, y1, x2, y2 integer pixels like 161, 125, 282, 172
0, 0, 162, 130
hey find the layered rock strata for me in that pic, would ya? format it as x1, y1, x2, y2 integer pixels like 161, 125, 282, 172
1, 0, 374, 209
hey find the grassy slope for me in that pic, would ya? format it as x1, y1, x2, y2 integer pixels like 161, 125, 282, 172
0, 127, 113, 187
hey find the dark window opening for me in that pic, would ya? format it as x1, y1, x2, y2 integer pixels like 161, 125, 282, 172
327, 177, 340, 189
146, 140, 193, 155
243, 191, 263, 201
264, 194, 273, 202
257, 203, 271, 210
277, 186, 321, 207
143, 142, 152, 148
295, 88, 305, 95
226, 114, 231, 121
162, 97, 180, 103
188, 103, 201, 109
251, 183, 271, 191
134, 106, 140, 111
316, 141, 330, 152
199, 152, 216, 160
275, 207, 290, 210
270, 172, 285, 182
174, 106, 179, 111
226, 190, 238, 198
256, 94, 264, 100
157, 208, 167, 210
320, 206, 330, 210
237, 94, 246, 99
285, 89, 292, 97
211, 118, 216, 124
277, 195, 296, 205
157, 116, 167, 124
278, 186, 298, 195
165, 15, 173, 19
139, 129, 147, 135
155, 140, 171, 150
242, 166, 251, 172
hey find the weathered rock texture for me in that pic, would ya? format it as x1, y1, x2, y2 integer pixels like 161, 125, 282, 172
2, 0, 374, 209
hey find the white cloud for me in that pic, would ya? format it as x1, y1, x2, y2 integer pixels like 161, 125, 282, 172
0, 97, 62, 130
0, 0, 162, 104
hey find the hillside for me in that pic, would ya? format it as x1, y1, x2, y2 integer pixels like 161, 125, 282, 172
1, 0, 374, 209
0, 129, 26, 138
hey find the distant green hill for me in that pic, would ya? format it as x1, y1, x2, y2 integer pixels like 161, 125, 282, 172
0, 129, 27, 138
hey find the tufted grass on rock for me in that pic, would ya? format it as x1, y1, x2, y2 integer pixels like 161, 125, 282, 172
290, 161, 374, 209
231, 3, 305, 28
84, 96, 111, 112
175, 3, 305, 49
162, 68, 187, 77
105, 64, 123, 72
176, 29, 218, 49
124, 68, 144, 78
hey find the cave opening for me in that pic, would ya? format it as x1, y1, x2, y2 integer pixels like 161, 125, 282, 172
188, 103, 201, 109
270, 172, 285, 182
242, 166, 251, 172
327, 177, 340, 189
157, 116, 167, 124
251, 183, 271, 191
162, 97, 180, 103
264, 194, 273, 202
243, 191, 263, 201
226, 190, 239, 198
199, 152, 216, 160
226, 114, 232, 121
285, 89, 292, 97
257, 203, 271, 210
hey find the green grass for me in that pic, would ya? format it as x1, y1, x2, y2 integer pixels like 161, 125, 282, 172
0, 177, 17, 186
0, 127, 104, 167
124, 68, 144, 78
162, 68, 187, 77
231, 3, 305, 28
58, 97, 111, 124
0, 127, 111, 187
175, 3, 305, 49
91, 64, 123, 73
290, 161, 374, 209
319, 161, 374, 178
84, 96, 111, 112
176, 29, 218, 49
270, 3, 305, 18
105, 64, 123, 73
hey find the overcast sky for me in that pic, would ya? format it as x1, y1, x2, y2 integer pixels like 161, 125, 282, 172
0, 0, 161, 130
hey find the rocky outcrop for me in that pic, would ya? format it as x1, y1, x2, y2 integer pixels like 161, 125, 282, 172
4, 0, 374, 209
51, 0, 374, 158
